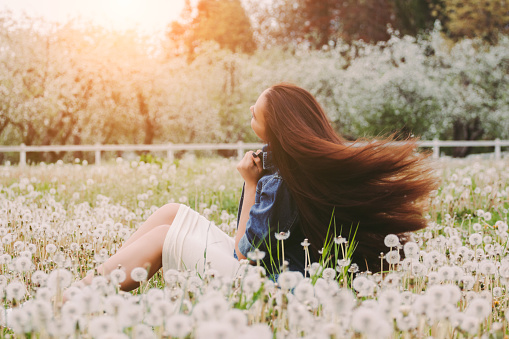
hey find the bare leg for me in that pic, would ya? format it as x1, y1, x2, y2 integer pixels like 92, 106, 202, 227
119, 203, 180, 250
78, 203, 180, 292
82, 224, 171, 291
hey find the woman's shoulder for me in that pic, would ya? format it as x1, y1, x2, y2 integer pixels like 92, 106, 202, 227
257, 171, 283, 193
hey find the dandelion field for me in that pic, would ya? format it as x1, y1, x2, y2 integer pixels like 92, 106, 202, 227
0, 156, 508, 338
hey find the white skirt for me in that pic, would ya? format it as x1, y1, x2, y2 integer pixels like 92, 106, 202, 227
162, 204, 240, 279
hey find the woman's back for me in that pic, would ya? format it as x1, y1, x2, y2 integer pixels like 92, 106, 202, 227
259, 83, 438, 272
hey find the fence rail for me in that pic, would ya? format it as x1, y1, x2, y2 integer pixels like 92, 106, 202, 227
0, 139, 508, 166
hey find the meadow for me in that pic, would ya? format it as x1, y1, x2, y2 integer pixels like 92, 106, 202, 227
0, 155, 508, 338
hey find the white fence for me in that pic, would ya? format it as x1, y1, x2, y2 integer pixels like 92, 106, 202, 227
0, 139, 508, 166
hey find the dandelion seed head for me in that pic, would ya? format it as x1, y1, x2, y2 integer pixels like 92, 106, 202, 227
242, 274, 261, 294
164, 269, 182, 285
396, 311, 418, 331
130, 267, 148, 282
222, 309, 247, 330
384, 234, 400, 248
460, 315, 480, 334
294, 280, 314, 302
337, 258, 351, 268
385, 250, 401, 264
274, 231, 290, 241
118, 304, 143, 328
466, 298, 491, 319
351, 307, 382, 335
46, 243, 57, 254
88, 315, 118, 338
62, 300, 84, 319
403, 241, 419, 259
47, 268, 72, 290
322, 267, 335, 281
195, 320, 234, 339
110, 268, 126, 285
247, 249, 265, 261
7, 307, 31, 334
36, 287, 55, 300
6, 280, 26, 301
14, 256, 32, 273
278, 271, 298, 290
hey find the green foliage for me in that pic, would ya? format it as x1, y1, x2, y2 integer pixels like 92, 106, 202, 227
138, 154, 165, 168
436, 0, 509, 44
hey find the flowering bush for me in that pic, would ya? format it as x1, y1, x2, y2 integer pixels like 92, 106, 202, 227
1, 14, 508, 163
0, 156, 508, 338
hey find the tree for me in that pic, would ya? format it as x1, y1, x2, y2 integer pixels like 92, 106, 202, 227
338, 0, 397, 43
436, 0, 509, 44
167, 0, 256, 59
393, 0, 440, 36
246, 0, 426, 48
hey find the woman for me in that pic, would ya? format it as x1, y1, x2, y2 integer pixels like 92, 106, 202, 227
81, 83, 437, 291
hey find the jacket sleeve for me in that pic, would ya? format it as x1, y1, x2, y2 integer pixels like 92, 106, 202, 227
237, 176, 281, 258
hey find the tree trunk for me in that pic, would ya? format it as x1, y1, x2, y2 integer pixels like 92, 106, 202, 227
452, 117, 484, 157
138, 90, 154, 146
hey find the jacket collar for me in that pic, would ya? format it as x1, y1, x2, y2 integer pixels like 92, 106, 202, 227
262, 144, 275, 171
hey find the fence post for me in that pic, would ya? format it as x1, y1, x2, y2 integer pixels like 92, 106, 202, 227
237, 141, 244, 160
495, 138, 501, 160
20, 143, 26, 167
95, 143, 101, 166
433, 139, 440, 159
167, 143, 174, 162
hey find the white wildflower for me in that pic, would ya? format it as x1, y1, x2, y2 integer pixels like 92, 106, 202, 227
322, 267, 336, 281
274, 231, 290, 240
472, 223, 482, 232
165, 314, 192, 338
6, 281, 26, 301
88, 315, 118, 338
466, 298, 491, 319
130, 267, 148, 282
294, 280, 314, 303
384, 234, 400, 248
469, 233, 483, 246
351, 307, 391, 337
403, 241, 420, 259
7, 307, 31, 334
385, 250, 401, 264
14, 256, 32, 273
278, 271, 298, 290
47, 268, 72, 290
242, 274, 261, 294
247, 249, 265, 261
396, 311, 418, 331
479, 260, 496, 275
109, 269, 126, 285
62, 301, 84, 319
195, 320, 234, 339
221, 309, 247, 330
118, 304, 143, 328
460, 315, 480, 334
46, 243, 57, 254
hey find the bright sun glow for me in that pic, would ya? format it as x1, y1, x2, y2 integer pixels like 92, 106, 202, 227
0, 0, 186, 33
99, 0, 153, 31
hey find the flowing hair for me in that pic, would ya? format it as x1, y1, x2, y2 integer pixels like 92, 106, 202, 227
263, 83, 439, 272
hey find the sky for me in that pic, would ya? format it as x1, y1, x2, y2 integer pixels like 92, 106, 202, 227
0, 0, 187, 33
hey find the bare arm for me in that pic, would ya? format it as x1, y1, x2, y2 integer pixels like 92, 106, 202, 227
234, 150, 263, 260
235, 183, 256, 260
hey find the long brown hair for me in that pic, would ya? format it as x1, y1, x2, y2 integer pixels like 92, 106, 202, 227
263, 83, 438, 272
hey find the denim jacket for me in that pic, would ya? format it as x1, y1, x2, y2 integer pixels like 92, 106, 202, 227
234, 146, 310, 274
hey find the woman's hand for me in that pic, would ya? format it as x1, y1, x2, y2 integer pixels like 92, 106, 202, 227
236, 150, 263, 187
